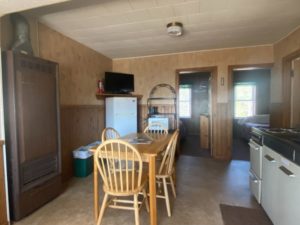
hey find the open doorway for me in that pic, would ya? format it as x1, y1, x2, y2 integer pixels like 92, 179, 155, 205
231, 67, 271, 160
177, 71, 211, 157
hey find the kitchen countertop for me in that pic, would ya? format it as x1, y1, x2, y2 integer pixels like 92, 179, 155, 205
200, 113, 210, 116
253, 128, 300, 166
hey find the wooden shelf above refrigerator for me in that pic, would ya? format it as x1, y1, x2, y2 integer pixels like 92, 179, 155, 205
96, 93, 143, 99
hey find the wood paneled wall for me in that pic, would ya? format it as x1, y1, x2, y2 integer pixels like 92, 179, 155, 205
0, 141, 8, 225
113, 45, 273, 105
60, 105, 104, 182
60, 103, 161, 181
37, 23, 112, 181
113, 45, 273, 159
38, 23, 112, 106
270, 103, 284, 128
114, 48, 273, 159
212, 103, 232, 159
270, 27, 300, 128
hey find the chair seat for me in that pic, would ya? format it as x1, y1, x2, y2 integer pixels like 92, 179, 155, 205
156, 166, 174, 178
103, 171, 148, 196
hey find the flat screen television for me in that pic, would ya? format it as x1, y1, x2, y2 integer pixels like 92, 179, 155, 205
105, 72, 134, 94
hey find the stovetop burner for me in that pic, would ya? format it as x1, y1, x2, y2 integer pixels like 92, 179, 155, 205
265, 128, 286, 133
285, 128, 300, 134
262, 128, 300, 135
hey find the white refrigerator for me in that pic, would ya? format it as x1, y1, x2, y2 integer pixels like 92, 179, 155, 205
105, 97, 137, 136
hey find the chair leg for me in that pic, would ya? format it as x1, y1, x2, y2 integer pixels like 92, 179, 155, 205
143, 188, 150, 212
134, 194, 140, 225
169, 176, 177, 198
163, 178, 171, 217
97, 193, 109, 225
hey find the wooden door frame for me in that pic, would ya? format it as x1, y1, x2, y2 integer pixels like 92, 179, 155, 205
282, 49, 300, 128
175, 67, 217, 157
228, 63, 273, 153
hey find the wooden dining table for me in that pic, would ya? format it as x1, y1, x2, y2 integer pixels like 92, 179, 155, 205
90, 132, 172, 225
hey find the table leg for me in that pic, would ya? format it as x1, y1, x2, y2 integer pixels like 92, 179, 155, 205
94, 156, 99, 222
149, 155, 157, 225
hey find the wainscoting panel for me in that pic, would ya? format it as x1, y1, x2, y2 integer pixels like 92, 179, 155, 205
141, 103, 232, 160
270, 103, 284, 128
60, 105, 104, 182
212, 103, 232, 160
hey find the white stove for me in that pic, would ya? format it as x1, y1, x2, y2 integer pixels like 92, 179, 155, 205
249, 129, 264, 204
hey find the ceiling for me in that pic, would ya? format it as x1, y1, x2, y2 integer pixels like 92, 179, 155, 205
26, 0, 300, 59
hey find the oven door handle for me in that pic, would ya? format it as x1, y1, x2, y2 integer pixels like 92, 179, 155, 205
279, 166, 295, 178
249, 142, 260, 151
264, 154, 276, 163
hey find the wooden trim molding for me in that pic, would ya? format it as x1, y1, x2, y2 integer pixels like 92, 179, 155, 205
0, 140, 9, 225
282, 49, 300, 128
96, 93, 143, 99
270, 103, 284, 128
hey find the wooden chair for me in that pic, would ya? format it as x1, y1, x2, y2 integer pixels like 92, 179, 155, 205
156, 130, 179, 217
143, 122, 168, 134
101, 127, 120, 142
94, 139, 149, 225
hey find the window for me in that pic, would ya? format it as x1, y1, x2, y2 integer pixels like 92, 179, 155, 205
179, 85, 192, 118
234, 83, 256, 118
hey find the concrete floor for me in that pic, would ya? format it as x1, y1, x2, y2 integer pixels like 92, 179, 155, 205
14, 156, 258, 225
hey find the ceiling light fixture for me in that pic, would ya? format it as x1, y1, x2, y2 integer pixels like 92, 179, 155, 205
166, 22, 183, 37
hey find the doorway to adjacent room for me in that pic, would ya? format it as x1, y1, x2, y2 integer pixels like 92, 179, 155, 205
177, 70, 212, 157
230, 67, 271, 160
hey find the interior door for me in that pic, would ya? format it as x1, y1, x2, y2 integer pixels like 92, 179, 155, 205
291, 57, 300, 128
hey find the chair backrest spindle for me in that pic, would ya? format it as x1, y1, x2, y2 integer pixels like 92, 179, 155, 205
158, 130, 179, 176
101, 127, 120, 142
95, 139, 143, 194
144, 122, 168, 134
